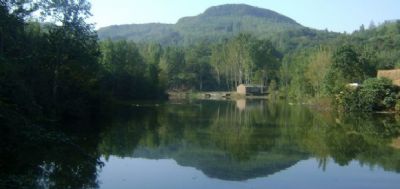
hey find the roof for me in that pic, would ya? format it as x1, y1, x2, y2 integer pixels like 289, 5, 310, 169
377, 69, 400, 80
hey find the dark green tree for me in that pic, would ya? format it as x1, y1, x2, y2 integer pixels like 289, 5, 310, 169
159, 47, 187, 90
324, 45, 375, 95
185, 42, 216, 91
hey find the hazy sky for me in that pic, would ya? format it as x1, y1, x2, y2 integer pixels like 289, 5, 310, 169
89, 0, 400, 33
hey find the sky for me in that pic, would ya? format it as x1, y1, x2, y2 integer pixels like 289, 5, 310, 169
88, 0, 400, 33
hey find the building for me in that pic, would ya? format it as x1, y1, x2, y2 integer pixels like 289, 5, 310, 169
377, 69, 400, 86
236, 84, 265, 95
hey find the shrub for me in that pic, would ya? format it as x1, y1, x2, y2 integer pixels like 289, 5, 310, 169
337, 87, 361, 112
337, 78, 398, 112
359, 78, 395, 111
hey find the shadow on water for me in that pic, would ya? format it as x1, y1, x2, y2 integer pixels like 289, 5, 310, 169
2, 99, 400, 188
0, 120, 103, 189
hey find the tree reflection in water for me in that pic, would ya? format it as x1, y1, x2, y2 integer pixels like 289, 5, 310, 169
99, 100, 400, 180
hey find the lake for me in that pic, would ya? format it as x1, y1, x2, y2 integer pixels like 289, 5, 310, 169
1, 99, 400, 189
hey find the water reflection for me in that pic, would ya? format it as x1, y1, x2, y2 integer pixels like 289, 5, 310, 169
2, 99, 400, 188
98, 100, 400, 181
0, 122, 103, 189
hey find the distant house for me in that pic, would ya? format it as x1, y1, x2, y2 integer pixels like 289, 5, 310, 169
236, 84, 264, 95
377, 69, 400, 86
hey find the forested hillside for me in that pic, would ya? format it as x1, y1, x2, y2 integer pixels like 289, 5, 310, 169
98, 4, 339, 50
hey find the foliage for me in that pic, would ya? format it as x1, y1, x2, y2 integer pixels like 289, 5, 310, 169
337, 78, 398, 112
159, 46, 187, 90
99, 40, 165, 100
0, 0, 166, 121
324, 45, 376, 95
100, 41, 161, 101
359, 78, 397, 110
209, 34, 282, 90
283, 48, 332, 99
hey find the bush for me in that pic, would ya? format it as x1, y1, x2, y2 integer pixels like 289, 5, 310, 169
337, 78, 398, 112
361, 78, 397, 110
337, 87, 361, 112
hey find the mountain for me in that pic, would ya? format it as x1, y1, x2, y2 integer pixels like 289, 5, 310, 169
98, 4, 337, 47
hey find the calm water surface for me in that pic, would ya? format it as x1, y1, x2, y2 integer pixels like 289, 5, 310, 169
2, 100, 400, 188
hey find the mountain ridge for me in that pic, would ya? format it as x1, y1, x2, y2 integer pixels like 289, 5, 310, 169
97, 4, 332, 47
177, 4, 300, 25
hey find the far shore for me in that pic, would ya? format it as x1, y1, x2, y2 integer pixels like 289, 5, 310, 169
167, 91, 270, 100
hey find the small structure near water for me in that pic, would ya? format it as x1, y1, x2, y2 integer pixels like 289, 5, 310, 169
346, 83, 360, 89
377, 69, 400, 86
236, 84, 265, 95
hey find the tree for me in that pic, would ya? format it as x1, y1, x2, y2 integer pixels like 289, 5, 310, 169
38, 0, 92, 25
38, 0, 98, 102
210, 44, 225, 88
140, 43, 163, 87
159, 47, 186, 90
304, 48, 333, 97
369, 20, 376, 30
359, 24, 365, 32
185, 42, 215, 91
324, 45, 374, 95
99, 40, 163, 100
250, 39, 282, 86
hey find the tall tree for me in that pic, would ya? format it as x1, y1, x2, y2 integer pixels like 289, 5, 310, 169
185, 42, 214, 91
324, 45, 374, 95
38, 0, 98, 102
304, 48, 333, 97
251, 39, 282, 86
159, 47, 186, 90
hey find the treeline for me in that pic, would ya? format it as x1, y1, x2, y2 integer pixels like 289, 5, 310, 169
98, 34, 282, 92
157, 34, 282, 91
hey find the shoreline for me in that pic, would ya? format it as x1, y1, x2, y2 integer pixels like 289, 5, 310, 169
167, 91, 269, 100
